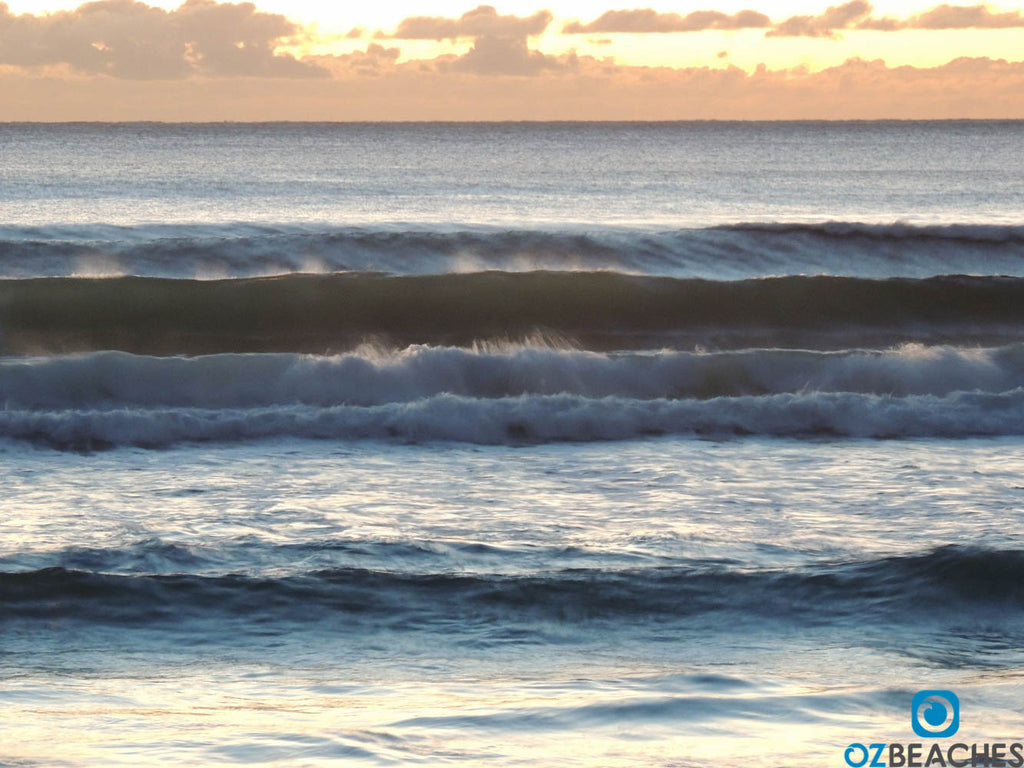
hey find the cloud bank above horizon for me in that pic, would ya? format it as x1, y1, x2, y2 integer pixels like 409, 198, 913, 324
0, 0, 1022, 118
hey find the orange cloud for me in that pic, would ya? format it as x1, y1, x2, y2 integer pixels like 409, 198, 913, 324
0, 0, 326, 78
381, 5, 572, 76
772, 1, 1024, 36
767, 0, 872, 37
563, 2, 1024, 38
858, 3, 1024, 30
389, 5, 552, 41
311, 43, 399, 77
908, 3, 1024, 29
442, 35, 576, 75
0, 0, 1023, 118
562, 9, 770, 34
561, 9, 770, 34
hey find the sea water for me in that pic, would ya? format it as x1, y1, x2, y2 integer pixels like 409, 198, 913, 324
1, 121, 1023, 767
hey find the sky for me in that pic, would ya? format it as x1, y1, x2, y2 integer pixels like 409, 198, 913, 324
1, 0, 1023, 119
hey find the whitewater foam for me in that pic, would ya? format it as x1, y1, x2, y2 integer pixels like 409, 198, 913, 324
4, 389, 1024, 450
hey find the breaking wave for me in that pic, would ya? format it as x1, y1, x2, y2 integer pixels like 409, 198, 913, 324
4, 272, 1024, 354
2, 344, 1023, 409
4, 389, 1024, 450
1, 221, 1023, 280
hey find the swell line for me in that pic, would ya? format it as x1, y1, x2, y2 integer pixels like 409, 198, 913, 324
2, 221, 1023, 280
1, 546, 1019, 627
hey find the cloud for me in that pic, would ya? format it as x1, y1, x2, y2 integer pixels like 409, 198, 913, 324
767, 0, 872, 37
908, 3, 1024, 29
562, 2, 1024, 39
445, 34, 575, 75
386, 5, 569, 76
855, 15, 903, 31
1, 0, 1022, 102
390, 5, 552, 41
563, 9, 770, 34
0, 0, 327, 78
312, 43, 400, 77
770, 1, 1024, 36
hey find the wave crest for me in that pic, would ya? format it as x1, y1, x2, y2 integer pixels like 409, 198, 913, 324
2, 546, 1019, 627
2, 344, 1022, 409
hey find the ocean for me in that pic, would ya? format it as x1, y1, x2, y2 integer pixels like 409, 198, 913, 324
1, 121, 1023, 767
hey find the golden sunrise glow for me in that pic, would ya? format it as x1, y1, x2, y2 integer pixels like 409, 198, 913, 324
267, 1, 1024, 72
0, 0, 1022, 119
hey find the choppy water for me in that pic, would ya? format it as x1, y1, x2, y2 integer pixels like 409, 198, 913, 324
2, 121, 1023, 767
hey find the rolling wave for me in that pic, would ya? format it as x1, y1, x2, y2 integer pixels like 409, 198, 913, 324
1, 221, 1023, 280
2, 344, 1022, 409
4, 272, 1024, 354
1, 546, 1019, 628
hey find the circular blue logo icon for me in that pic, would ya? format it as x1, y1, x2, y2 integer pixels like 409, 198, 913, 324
911, 690, 960, 739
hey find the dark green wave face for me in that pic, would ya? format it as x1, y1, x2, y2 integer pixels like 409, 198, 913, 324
4, 272, 1024, 355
